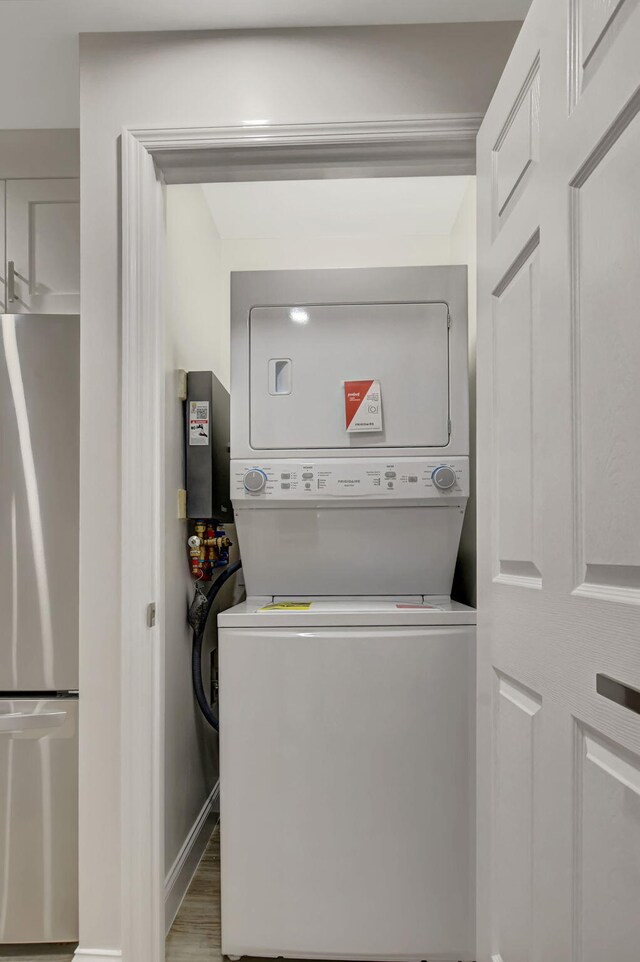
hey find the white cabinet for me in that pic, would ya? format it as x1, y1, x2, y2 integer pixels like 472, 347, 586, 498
5, 178, 80, 314
0, 181, 5, 312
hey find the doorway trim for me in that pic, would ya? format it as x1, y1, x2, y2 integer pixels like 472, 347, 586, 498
119, 114, 479, 962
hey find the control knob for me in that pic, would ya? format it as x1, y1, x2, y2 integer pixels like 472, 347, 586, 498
431, 465, 457, 491
243, 468, 267, 493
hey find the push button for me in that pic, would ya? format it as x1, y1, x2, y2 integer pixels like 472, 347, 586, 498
302, 472, 313, 479
281, 482, 290, 490
281, 473, 291, 480
385, 471, 396, 479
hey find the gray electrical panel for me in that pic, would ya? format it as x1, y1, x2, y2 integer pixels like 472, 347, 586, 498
185, 371, 232, 522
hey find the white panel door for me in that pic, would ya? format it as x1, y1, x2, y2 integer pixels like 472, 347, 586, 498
0, 181, 5, 312
477, 1, 640, 960
6, 179, 80, 314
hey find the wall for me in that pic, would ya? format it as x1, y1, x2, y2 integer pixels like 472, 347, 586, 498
79, 23, 518, 953
220, 232, 455, 381
163, 185, 241, 920
0, 4, 529, 130
450, 177, 477, 606
0, 129, 79, 178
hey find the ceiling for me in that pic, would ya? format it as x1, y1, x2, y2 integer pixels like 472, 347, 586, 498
201, 176, 472, 240
0, 0, 530, 129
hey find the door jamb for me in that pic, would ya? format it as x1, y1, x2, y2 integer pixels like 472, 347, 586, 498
119, 114, 480, 962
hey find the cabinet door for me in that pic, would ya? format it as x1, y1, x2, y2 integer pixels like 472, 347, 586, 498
6, 179, 79, 314
0, 181, 5, 312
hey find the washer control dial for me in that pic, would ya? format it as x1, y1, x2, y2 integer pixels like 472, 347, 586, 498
431, 465, 457, 491
243, 468, 268, 493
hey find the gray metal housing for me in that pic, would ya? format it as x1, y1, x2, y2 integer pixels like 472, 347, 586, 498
185, 370, 232, 522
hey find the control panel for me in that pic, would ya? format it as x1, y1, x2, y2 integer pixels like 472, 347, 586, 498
232, 458, 469, 500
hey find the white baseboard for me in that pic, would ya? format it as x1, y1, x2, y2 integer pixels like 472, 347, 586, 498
164, 780, 220, 933
73, 951, 122, 961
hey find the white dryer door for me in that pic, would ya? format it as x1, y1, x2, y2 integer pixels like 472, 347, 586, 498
249, 302, 450, 450
219, 625, 475, 960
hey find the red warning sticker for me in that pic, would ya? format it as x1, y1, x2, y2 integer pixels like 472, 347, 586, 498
344, 379, 382, 433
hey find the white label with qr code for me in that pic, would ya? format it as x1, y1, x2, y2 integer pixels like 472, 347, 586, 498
189, 400, 210, 446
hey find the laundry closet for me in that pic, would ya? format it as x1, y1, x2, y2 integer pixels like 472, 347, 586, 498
163, 176, 478, 961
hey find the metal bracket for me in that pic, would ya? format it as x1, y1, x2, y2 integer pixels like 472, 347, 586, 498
177, 368, 188, 401
7, 261, 16, 304
146, 603, 157, 629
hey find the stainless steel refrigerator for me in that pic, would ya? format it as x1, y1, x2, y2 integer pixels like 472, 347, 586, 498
0, 314, 79, 943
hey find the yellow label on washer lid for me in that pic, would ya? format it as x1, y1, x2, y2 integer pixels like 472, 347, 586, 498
259, 602, 313, 611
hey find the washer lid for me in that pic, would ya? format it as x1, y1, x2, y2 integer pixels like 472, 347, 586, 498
218, 596, 477, 628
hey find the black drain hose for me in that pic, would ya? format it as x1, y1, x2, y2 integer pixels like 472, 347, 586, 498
191, 561, 242, 731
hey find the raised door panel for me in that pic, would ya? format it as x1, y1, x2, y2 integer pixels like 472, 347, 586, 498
570, 0, 640, 106
494, 676, 542, 962
582, 0, 628, 56
0, 181, 5, 312
575, 727, 640, 962
6, 179, 79, 314
572, 106, 640, 604
493, 59, 540, 230
493, 238, 542, 588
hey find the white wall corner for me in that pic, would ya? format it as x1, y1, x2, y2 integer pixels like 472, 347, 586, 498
164, 781, 220, 933
73, 950, 123, 961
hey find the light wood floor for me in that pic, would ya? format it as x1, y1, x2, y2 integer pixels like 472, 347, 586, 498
166, 821, 222, 962
166, 824, 356, 962
0, 946, 76, 961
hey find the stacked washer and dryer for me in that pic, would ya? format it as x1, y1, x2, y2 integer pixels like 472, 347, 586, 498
219, 266, 475, 962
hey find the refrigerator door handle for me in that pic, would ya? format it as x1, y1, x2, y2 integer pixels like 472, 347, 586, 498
0, 710, 67, 733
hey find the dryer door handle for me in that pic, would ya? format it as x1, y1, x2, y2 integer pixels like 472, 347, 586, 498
268, 358, 292, 395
